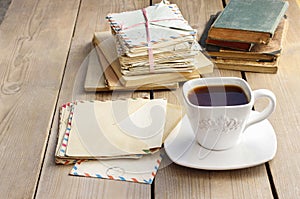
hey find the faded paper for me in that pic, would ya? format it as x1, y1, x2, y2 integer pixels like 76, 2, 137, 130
107, 2, 195, 48
70, 151, 162, 184
66, 99, 167, 158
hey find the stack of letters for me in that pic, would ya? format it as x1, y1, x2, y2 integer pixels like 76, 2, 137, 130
55, 98, 183, 184
92, 1, 213, 90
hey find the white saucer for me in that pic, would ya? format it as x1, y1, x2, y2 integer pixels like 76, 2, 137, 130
164, 111, 277, 170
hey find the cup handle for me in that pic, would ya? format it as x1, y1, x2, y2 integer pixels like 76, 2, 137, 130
244, 89, 276, 130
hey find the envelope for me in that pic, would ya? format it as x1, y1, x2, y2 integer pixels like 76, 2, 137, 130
107, 1, 195, 49
65, 99, 167, 158
70, 151, 162, 184
55, 100, 143, 164
55, 102, 77, 165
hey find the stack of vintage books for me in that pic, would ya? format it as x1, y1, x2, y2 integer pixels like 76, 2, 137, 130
89, 1, 213, 91
202, 0, 289, 73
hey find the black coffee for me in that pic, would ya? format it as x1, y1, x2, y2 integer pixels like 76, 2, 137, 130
188, 85, 249, 106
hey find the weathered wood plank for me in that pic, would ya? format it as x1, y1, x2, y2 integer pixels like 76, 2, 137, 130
153, 0, 273, 198
35, 0, 152, 198
245, 0, 300, 198
0, 0, 80, 198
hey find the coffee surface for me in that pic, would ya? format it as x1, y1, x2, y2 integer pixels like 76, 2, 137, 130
188, 85, 249, 106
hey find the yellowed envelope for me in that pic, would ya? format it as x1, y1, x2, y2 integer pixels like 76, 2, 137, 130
55, 101, 143, 164
66, 99, 167, 158
70, 151, 162, 184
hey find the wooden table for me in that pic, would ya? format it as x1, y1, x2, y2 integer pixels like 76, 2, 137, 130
0, 0, 299, 198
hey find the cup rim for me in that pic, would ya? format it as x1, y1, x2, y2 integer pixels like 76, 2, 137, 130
182, 77, 253, 108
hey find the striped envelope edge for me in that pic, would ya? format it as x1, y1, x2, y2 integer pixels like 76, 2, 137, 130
55, 102, 77, 165
69, 151, 162, 184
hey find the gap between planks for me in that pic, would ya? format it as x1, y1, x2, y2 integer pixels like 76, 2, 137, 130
219, 6, 277, 197
32, 1, 83, 198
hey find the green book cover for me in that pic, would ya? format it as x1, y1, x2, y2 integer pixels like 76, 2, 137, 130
213, 0, 289, 35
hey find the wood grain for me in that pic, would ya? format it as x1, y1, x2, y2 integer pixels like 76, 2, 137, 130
3, 0, 299, 198
245, 0, 300, 198
153, 0, 273, 198
0, 0, 80, 198
35, 0, 152, 198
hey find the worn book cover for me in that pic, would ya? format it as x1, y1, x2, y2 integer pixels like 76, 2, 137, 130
206, 18, 288, 62
213, 57, 279, 74
206, 38, 254, 51
208, 0, 288, 44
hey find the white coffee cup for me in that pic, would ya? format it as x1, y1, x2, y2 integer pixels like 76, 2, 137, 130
182, 77, 276, 150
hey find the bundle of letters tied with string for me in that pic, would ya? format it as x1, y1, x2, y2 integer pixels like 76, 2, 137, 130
93, 0, 213, 89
